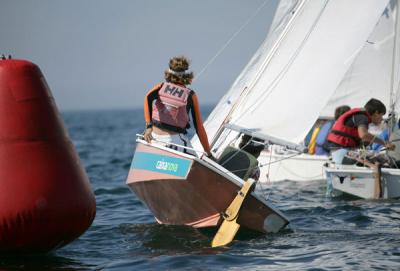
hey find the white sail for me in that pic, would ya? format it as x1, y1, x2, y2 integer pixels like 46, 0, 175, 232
193, 0, 391, 152
191, 0, 302, 149
320, 0, 398, 118
227, 0, 389, 145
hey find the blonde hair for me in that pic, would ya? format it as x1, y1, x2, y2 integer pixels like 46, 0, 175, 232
164, 56, 194, 85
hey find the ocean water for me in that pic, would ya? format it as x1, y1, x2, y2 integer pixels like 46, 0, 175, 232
1, 107, 400, 270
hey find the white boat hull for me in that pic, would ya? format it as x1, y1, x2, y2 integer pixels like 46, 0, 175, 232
325, 164, 400, 199
258, 146, 329, 183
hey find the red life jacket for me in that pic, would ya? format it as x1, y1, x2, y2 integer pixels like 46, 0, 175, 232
326, 108, 371, 148
152, 82, 191, 129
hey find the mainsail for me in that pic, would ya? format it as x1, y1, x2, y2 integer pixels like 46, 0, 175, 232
192, 0, 391, 150
192, 0, 302, 148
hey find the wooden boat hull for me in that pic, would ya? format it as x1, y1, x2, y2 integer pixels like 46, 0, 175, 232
325, 164, 400, 199
126, 141, 288, 233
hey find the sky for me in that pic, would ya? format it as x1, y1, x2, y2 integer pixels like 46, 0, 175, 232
1, 0, 278, 111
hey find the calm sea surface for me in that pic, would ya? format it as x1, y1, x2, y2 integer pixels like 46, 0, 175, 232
1, 107, 399, 270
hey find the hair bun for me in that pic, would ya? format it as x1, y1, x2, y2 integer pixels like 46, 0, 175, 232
169, 56, 190, 72
165, 55, 194, 85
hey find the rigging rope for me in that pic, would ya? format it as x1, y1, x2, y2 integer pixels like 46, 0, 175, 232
233, 0, 330, 123
257, 145, 274, 200
193, 0, 272, 82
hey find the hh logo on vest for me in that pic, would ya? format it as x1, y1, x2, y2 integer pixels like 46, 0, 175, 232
163, 84, 186, 98
152, 83, 191, 129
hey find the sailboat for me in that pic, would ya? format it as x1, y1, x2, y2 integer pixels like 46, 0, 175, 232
324, 0, 400, 200
126, 137, 289, 247
193, 0, 394, 183
127, 0, 394, 246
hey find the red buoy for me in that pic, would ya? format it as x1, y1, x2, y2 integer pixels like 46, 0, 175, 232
0, 59, 96, 253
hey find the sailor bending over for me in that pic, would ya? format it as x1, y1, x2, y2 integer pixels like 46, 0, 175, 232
325, 98, 395, 165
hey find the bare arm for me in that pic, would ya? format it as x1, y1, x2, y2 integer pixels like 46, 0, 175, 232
358, 125, 395, 150
191, 93, 212, 156
143, 83, 162, 142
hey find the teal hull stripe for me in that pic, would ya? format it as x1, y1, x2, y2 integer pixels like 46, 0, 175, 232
131, 151, 191, 178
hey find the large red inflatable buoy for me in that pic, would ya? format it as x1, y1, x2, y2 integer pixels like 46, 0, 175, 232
0, 59, 96, 253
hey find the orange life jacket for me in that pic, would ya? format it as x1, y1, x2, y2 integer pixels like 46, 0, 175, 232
151, 82, 191, 129
326, 108, 371, 148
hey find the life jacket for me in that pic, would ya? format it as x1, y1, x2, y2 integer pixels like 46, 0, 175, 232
152, 82, 191, 129
326, 108, 371, 148
315, 120, 333, 155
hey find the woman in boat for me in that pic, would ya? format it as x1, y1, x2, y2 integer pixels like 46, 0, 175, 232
326, 98, 395, 164
143, 56, 212, 157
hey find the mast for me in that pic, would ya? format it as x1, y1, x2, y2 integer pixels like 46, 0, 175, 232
389, 0, 400, 132
210, 0, 307, 149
